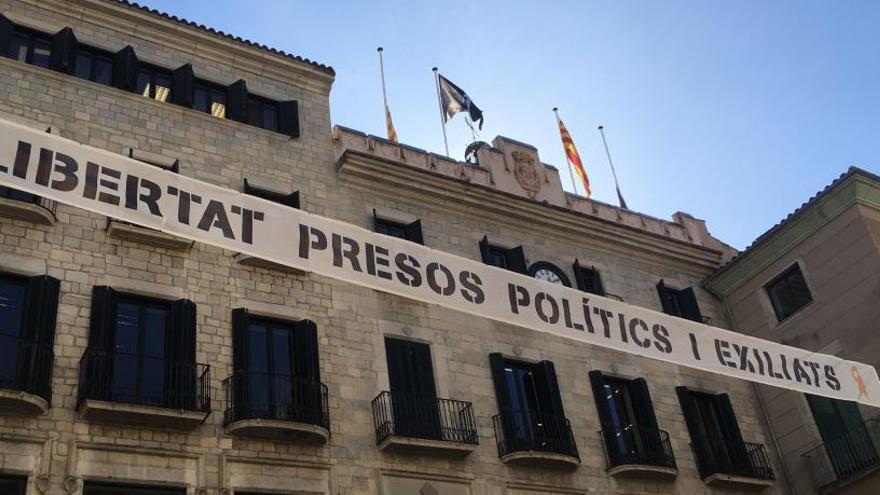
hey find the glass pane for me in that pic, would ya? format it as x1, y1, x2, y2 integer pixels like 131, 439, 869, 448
74, 53, 92, 80
93, 57, 113, 85
247, 99, 262, 126
31, 39, 51, 68
193, 87, 208, 112
8, 34, 27, 61
153, 75, 171, 102
111, 352, 137, 401
137, 70, 151, 98
114, 303, 139, 354
271, 327, 292, 412
142, 306, 166, 358
140, 353, 165, 405
0, 277, 27, 338
262, 105, 277, 131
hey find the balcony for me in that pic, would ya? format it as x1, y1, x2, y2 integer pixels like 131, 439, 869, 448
598, 292, 624, 302
599, 427, 677, 480
372, 391, 478, 456
803, 419, 880, 494
223, 372, 330, 443
0, 335, 54, 415
0, 187, 56, 225
691, 436, 775, 490
77, 349, 210, 429
493, 410, 580, 468
106, 219, 194, 250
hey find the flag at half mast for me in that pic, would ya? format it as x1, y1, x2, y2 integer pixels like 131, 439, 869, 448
555, 111, 591, 198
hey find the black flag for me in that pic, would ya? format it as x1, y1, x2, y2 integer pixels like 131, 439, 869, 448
438, 74, 484, 130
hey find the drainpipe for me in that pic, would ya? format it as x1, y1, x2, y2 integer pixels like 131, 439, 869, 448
717, 294, 797, 494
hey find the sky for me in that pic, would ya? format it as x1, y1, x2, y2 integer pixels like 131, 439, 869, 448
143, 0, 880, 249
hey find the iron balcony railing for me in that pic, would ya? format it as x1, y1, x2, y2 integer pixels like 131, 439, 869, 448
803, 419, 880, 488
493, 409, 579, 460
690, 435, 775, 481
77, 349, 210, 413
372, 391, 478, 445
0, 334, 54, 405
224, 372, 329, 432
599, 426, 676, 470
0, 186, 57, 220
599, 292, 624, 302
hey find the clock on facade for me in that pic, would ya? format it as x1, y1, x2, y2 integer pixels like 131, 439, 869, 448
528, 261, 571, 287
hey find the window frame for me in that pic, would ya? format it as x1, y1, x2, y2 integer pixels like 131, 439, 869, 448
193, 78, 228, 118
765, 263, 813, 322
8, 26, 52, 68
246, 94, 279, 131
73, 45, 114, 86
110, 293, 172, 405
374, 217, 409, 240
136, 63, 172, 102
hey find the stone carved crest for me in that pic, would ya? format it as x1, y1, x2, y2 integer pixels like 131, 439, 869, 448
420, 482, 438, 495
511, 151, 542, 198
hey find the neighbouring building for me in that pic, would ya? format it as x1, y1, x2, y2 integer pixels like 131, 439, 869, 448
706, 168, 880, 495
0, 0, 792, 494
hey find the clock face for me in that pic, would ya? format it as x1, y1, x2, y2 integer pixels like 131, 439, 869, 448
528, 262, 571, 287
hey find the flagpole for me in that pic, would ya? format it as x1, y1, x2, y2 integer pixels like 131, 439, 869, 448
598, 125, 628, 209
553, 107, 580, 196
433, 67, 450, 157
378, 47, 390, 116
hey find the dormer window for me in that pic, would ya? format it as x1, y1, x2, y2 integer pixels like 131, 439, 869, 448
373, 210, 423, 244
479, 236, 527, 274
243, 179, 299, 209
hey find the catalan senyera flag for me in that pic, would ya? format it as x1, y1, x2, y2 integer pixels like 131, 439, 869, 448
557, 117, 591, 197
385, 104, 398, 143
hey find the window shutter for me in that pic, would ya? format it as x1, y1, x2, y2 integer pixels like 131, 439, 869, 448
225, 79, 248, 122
169, 298, 197, 410
678, 287, 703, 322
278, 100, 300, 138
112, 45, 138, 91
488, 353, 512, 412
479, 236, 491, 264
88, 286, 118, 350
372, 209, 380, 233
630, 378, 663, 452
49, 27, 77, 74
532, 360, 565, 418
20, 275, 59, 400
507, 245, 528, 274
656, 280, 676, 315
293, 319, 320, 383
171, 63, 194, 107
573, 259, 587, 292
676, 386, 713, 475
287, 191, 301, 209
0, 15, 13, 60
405, 219, 424, 245
715, 393, 751, 470
591, 269, 605, 295
231, 308, 249, 372
588, 370, 613, 428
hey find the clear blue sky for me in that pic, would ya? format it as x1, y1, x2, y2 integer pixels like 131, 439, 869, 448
143, 0, 879, 249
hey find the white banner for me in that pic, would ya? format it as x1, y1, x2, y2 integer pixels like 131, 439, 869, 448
1, 117, 878, 407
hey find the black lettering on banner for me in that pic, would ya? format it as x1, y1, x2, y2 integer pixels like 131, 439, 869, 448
239, 209, 263, 245
299, 224, 327, 259
83, 162, 99, 199
764, 351, 785, 379
779, 354, 793, 380
752, 348, 766, 375
535, 292, 560, 324
35, 148, 53, 187
652, 324, 672, 353
508, 284, 529, 314
732, 343, 756, 373
365, 243, 392, 280
715, 339, 736, 368
197, 200, 235, 239
793, 359, 811, 385
617, 313, 629, 343
628, 318, 650, 348
426, 262, 455, 296
174, 189, 201, 225
123, 175, 162, 216
394, 252, 422, 287
12, 141, 32, 179
458, 271, 484, 304
561, 298, 584, 331
593, 308, 613, 338
35, 150, 78, 192
332, 233, 363, 272
98, 166, 121, 206
806, 361, 821, 387
825, 365, 841, 391
581, 298, 595, 333
689, 332, 701, 360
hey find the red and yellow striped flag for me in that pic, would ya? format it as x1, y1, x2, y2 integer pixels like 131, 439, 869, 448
557, 117, 591, 197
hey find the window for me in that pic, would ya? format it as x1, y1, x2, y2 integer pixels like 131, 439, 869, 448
574, 259, 607, 295
81, 287, 201, 411
0, 273, 59, 402
247, 96, 279, 131
373, 211, 423, 244
657, 280, 703, 322
479, 236, 527, 274
229, 309, 324, 427
7, 28, 52, 68
384, 337, 440, 438
590, 371, 672, 469
766, 264, 812, 322
807, 395, 877, 479
0, 475, 27, 495
194, 80, 227, 118
0, 185, 38, 205
83, 482, 185, 495
243, 178, 299, 209
136, 64, 171, 102
74, 47, 113, 86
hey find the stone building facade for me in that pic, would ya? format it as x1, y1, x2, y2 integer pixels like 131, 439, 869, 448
0, 1, 788, 494
706, 168, 880, 495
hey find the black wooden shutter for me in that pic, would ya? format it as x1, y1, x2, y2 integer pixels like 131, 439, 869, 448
0, 15, 13, 60
532, 360, 565, 418
294, 319, 322, 426
171, 63, 194, 107
86, 286, 118, 402
479, 236, 491, 264
591, 269, 605, 294
231, 308, 250, 372
573, 260, 587, 292
287, 191, 301, 209
226, 79, 248, 122
405, 219, 424, 245
278, 100, 300, 138
49, 27, 77, 74
507, 246, 528, 274
488, 353, 511, 412
715, 393, 751, 472
656, 280, 676, 315
676, 386, 713, 477
112, 46, 138, 91
678, 287, 702, 322
588, 370, 613, 428
169, 298, 197, 409
372, 209, 380, 233
20, 275, 60, 400
631, 378, 663, 454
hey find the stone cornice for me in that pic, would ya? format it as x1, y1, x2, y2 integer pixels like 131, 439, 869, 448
15, 0, 335, 96
337, 150, 726, 275
705, 172, 880, 297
